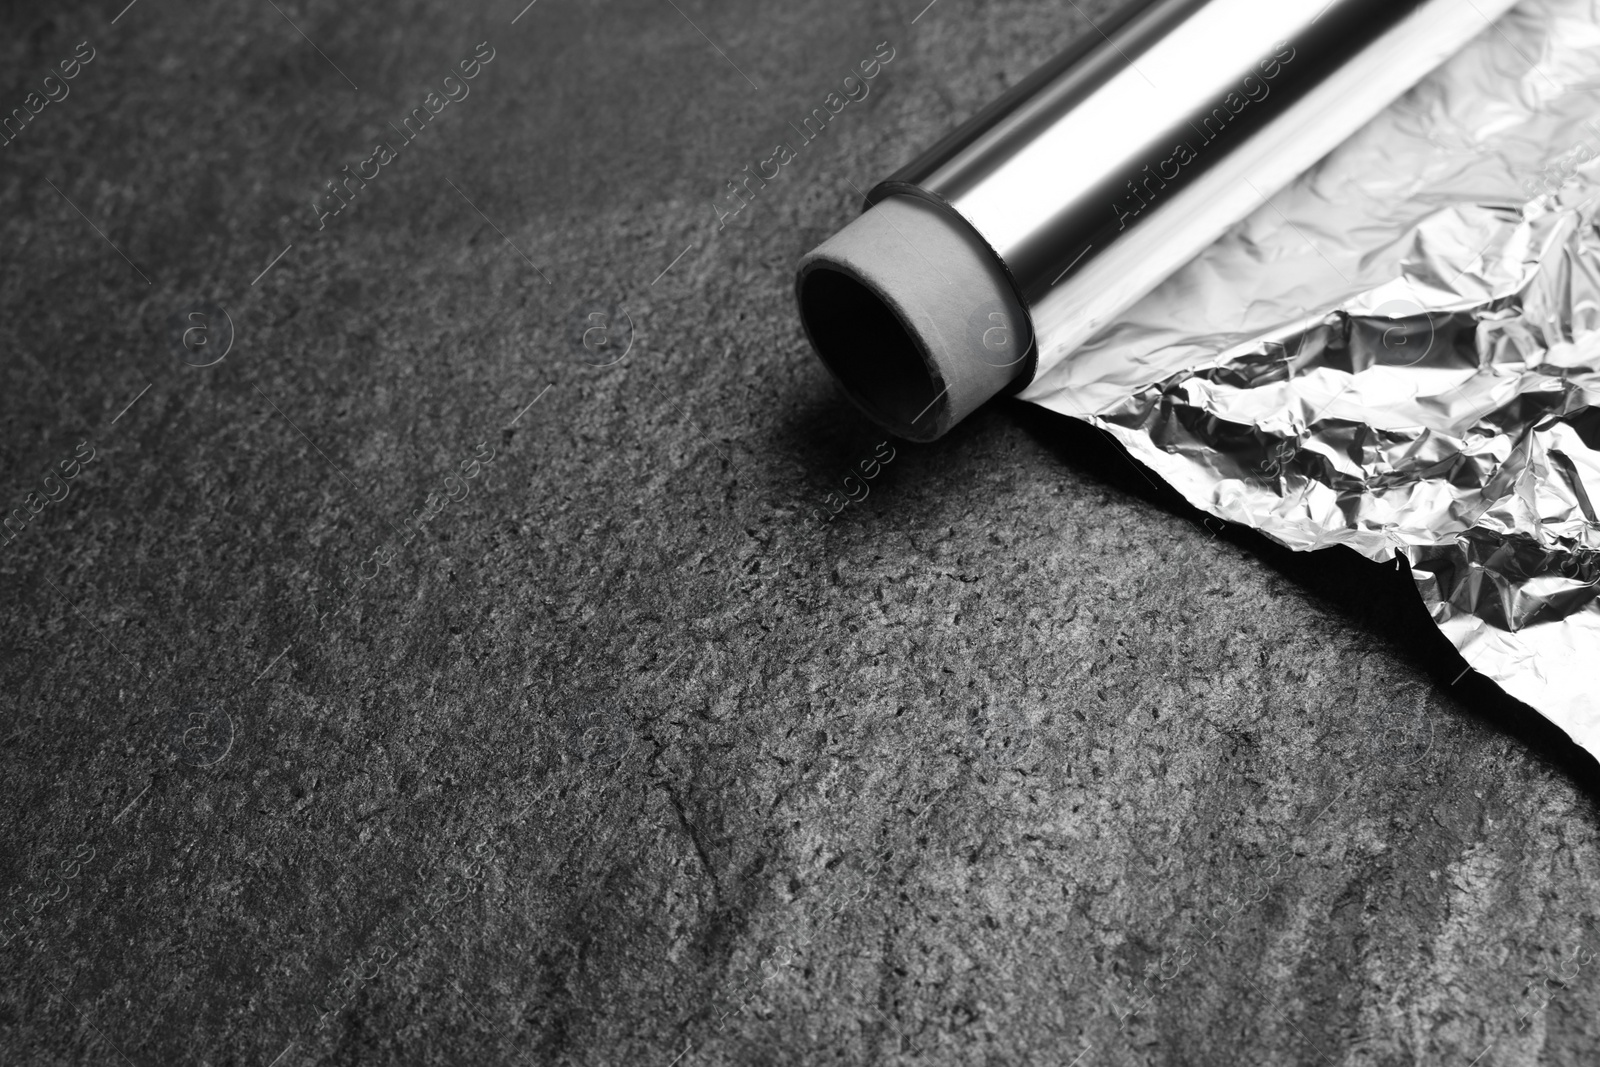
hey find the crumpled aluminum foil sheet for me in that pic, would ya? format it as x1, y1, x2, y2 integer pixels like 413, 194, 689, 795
1023, 0, 1600, 754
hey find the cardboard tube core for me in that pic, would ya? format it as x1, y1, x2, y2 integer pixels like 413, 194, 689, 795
796, 195, 1033, 442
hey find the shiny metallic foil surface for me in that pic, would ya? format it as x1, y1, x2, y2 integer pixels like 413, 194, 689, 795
1024, 0, 1600, 753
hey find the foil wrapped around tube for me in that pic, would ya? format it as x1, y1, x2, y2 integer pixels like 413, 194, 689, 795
796, 0, 1518, 438
798, 0, 1600, 751
871, 0, 1520, 383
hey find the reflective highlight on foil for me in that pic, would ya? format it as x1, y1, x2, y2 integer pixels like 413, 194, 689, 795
1024, 0, 1600, 753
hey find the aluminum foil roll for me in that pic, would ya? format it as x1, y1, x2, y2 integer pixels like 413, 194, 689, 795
798, 0, 1598, 749
798, 0, 1517, 439
1024, 0, 1600, 753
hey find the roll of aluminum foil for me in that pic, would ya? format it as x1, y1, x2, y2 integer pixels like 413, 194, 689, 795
796, 0, 1518, 439
799, 0, 1599, 750
1023, 0, 1600, 752
872, 0, 1520, 378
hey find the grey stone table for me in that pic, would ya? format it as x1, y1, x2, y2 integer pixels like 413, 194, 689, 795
2, 0, 1597, 1064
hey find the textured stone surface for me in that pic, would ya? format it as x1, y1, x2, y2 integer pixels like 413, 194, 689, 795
2, 1, 1599, 1065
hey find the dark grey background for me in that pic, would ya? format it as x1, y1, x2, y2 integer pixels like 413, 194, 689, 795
2, 0, 1597, 1064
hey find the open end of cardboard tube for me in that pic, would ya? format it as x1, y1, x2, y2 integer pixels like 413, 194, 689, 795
795, 195, 1033, 443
